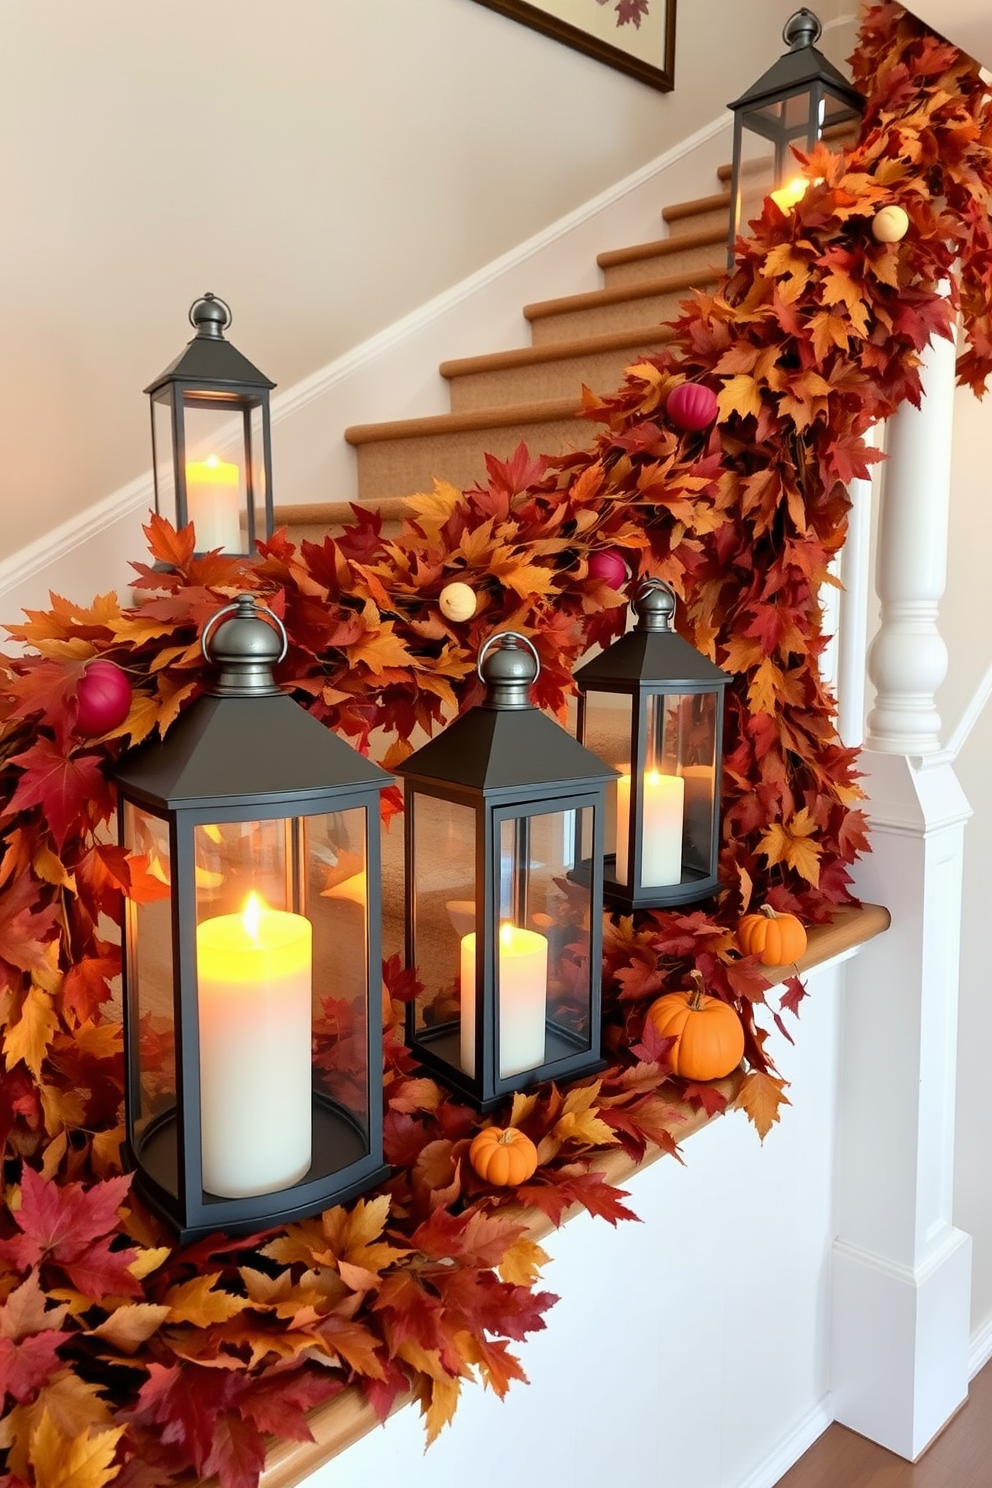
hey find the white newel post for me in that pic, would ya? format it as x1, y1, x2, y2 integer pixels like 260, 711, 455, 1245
832, 304, 973, 1460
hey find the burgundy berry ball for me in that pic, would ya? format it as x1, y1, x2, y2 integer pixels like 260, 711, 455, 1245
74, 660, 133, 737
587, 550, 628, 588
666, 381, 718, 432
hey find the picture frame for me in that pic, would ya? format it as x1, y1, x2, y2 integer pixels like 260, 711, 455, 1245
469, 0, 676, 93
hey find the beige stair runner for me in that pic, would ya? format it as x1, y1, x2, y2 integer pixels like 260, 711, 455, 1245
274, 174, 739, 544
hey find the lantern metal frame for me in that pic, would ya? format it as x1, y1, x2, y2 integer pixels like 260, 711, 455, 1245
726, 8, 864, 257
145, 293, 276, 559
574, 579, 732, 912
113, 596, 391, 1242
397, 632, 616, 1111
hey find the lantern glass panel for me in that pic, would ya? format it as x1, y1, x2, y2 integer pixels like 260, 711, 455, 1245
123, 803, 178, 1199
181, 395, 247, 554
499, 807, 595, 1062
249, 403, 268, 549
151, 395, 176, 526
580, 690, 633, 878
409, 793, 477, 1065
187, 805, 372, 1202
304, 806, 370, 1129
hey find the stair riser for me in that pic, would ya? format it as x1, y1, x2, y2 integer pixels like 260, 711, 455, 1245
528, 282, 714, 344
663, 204, 731, 236
600, 238, 724, 289
353, 415, 590, 502
446, 341, 669, 413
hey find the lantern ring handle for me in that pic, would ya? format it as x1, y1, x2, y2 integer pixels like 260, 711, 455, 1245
476, 630, 541, 684
634, 576, 675, 600
189, 293, 233, 331
200, 598, 289, 666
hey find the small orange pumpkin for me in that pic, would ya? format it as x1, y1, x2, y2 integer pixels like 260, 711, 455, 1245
645, 973, 745, 1082
737, 905, 807, 966
469, 1126, 539, 1187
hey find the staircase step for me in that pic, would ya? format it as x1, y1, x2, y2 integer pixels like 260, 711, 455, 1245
344, 398, 587, 502
597, 226, 726, 288
662, 191, 731, 235
274, 498, 408, 544
440, 324, 675, 412
524, 267, 721, 344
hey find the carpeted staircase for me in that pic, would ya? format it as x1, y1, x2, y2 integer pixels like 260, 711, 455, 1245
273, 160, 747, 546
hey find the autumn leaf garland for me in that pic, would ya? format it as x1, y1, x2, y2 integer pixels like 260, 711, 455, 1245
3, 5, 992, 1485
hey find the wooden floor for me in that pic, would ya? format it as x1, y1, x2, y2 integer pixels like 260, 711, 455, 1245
775, 1359, 992, 1487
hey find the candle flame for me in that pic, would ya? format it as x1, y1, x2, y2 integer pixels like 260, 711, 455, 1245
770, 175, 808, 212
205, 455, 220, 470
242, 892, 264, 940
499, 921, 515, 948
647, 769, 662, 786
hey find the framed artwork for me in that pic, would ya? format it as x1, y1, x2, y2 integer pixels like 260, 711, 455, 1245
469, 0, 676, 93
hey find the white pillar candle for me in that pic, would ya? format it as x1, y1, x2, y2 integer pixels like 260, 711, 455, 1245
185, 456, 242, 552
460, 923, 548, 1079
615, 768, 685, 887
196, 892, 312, 1198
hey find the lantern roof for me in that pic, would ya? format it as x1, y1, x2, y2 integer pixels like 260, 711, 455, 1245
114, 693, 389, 813
728, 9, 863, 115
145, 292, 275, 396
397, 703, 616, 797
575, 581, 731, 692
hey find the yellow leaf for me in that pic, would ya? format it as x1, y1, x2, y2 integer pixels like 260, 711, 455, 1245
403, 480, 462, 542
4, 986, 59, 1080
29, 1410, 124, 1488
346, 620, 413, 673
561, 1080, 603, 1117
553, 1109, 618, 1147
747, 656, 785, 715
126, 1246, 171, 1282
91, 1304, 171, 1355
163, 1274, 249, 1326
39, 1084, 87, 1138
736, 1070, 791, 1141
508, 1090, 539, 1128
32, 845, 76, 893
717, 374, 764, 423
756, 808, 823, 888
0, 1374, 114, 1480
497, 1237, 550, 1287
417, 1370, 462, 1447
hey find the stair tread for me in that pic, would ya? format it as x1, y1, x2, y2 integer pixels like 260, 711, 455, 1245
597, 225, 726, 270
440, 324, 674, 380
344, 395, 584, 446
662, 190, 731, 223
524, 265, 722, 323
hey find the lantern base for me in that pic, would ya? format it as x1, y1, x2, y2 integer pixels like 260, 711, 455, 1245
600, 855, 720, 911
410, 1022, 606, 1112
129, 1097, 389, 1244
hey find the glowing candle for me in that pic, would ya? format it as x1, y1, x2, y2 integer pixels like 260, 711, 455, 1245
460, 922, 548, 1078
185, 456, 242, 552
196, 892, 312, 1197
770, 175, 808, 212
615, 768, 685, 887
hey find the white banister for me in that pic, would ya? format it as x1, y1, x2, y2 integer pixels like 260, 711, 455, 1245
833, 291, 973, 1459
865, 296, 956, 754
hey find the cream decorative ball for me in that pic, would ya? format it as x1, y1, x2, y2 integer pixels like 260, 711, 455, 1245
871, 204, 909, 243
439, 580, 478, 623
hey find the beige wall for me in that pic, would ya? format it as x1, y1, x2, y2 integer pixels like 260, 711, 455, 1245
0, 0, 848, 557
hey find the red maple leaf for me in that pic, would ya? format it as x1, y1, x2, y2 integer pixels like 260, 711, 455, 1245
0, 872, 61, 982
615, 0, 649, 25
0, 1330, 71, 1405
201, 1412, 267, 1488
1, 1167, 140, 1298
61, 953, 121, 1024
4, 739, 113, 851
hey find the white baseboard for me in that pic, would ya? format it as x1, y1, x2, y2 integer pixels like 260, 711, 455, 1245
969, 1313, 992, 1379
734, 1397, 834, 1488
0, 113, 733, 623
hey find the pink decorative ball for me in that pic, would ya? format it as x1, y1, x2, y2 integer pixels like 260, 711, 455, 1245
666, 381, 719, 432
74, 660, 133, 737
587, 550, 628, 588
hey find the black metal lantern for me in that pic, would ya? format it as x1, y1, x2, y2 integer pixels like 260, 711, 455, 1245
727, 9, 863, 254
145, 293, 275, 558
113, 595, 391, 1241
396, 632, 615, 1110
575, 580, 732, 912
